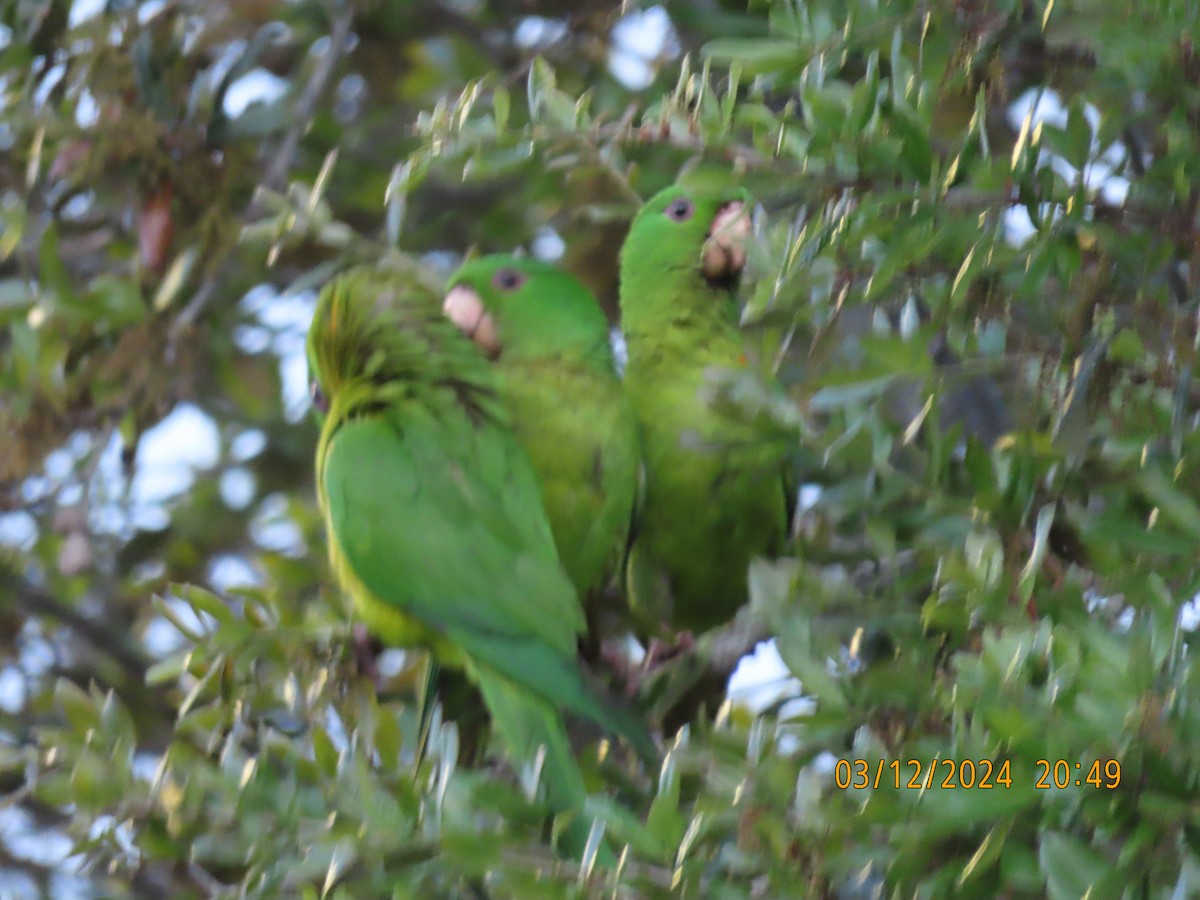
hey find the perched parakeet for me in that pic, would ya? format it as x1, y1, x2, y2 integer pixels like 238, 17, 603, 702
307, 266, 654, 860
443, 255, 639, 641
619, 185, 790, 635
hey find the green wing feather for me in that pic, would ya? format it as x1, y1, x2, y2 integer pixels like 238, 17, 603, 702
323, 414, 578, 658
323, 414, 652, 752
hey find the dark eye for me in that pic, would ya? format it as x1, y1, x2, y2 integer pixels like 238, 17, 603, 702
310, 382, 329, 415
492, 268, 526, 291
665, 198, 694, 221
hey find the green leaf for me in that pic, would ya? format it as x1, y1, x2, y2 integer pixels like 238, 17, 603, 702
151, 248, 197, 312
1063, 103, 1094, 172
492, 85, 510, 133
224, 99, 290, 138
312, 724, 340, 779
1136, 467, 1200, 544
172, 583, 237, 629
177, 657, 224, 720
950, 239, 988, 306
375, 707, 403, 770
1038, 831, 1119, 899
702, 38, 800, 75
145, 651, 192, 686
0, 199, 26, 260
89, 275, 146, 327
526, 56, 556, 120
809, 375, 896, 411
209, 20, 290, 139
54, 678, 100, 734
645, 749, 683, 850
1018, 504, 1055, 604
0, 278, 34, 319
37, 224, 81, 314
585, 795, 668, 858
1079, 510, 1196, 557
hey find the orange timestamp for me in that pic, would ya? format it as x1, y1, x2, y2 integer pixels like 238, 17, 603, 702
834, 758, 1121, 790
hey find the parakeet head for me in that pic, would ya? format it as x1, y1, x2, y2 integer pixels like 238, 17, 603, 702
307, 266, 485, 420
620, 184, 751, 293
445, 255, 613, 364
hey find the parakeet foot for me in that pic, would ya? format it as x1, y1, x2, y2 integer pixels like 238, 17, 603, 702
643, 631, 696, 670
597, 637, 642, 698
351, 623, 384, 684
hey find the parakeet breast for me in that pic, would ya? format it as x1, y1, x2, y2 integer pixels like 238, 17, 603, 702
624, 346, 788, 633
496, 356, 639, 600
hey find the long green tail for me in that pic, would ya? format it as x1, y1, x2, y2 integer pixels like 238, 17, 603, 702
456, 631, 657, 765
476, 673, 616, 867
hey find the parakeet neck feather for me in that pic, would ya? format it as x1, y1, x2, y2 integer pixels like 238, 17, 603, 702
502, 323, 614, 371
619, 256, 742, 373
308, 268, 505, 460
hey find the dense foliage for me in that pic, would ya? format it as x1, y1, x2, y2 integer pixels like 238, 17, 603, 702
3, 0, 1200, 896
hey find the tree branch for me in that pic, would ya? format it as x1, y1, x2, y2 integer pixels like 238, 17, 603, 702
258, 2, 355, 201
168, 0, 355, 349
1, 569, 149, 681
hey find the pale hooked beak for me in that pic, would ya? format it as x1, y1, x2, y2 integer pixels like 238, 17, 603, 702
443, 285, 501, 357
701, 200, 749, 284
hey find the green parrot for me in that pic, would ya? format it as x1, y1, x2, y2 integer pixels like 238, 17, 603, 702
619, 184, 791, 636
443, 255, 640, 646
307, 266, 654, 861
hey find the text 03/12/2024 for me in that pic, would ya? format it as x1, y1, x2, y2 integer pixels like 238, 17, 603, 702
834, 758, 1121, 790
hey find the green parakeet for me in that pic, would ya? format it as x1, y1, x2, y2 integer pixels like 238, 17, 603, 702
307, 266, 654, 860
443, 255, 640, 641
619, 185, 790, 635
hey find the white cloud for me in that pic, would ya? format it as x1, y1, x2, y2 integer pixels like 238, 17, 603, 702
231, 429, 267, 462
0, 667, 25, 713
241, 285, 318, 422
0, 512, 36, 551
609, 328, 627, 377
131, 403, 220, 505
220, 468, 256, 510
251, 494, 305, 555
1004, 87, 1132, 248
532, 226, 565, 261
223, 69, 288, 118
514, 17, 568, 49
726, 639, 803, 713
609, 6, 678, 91
69, 0, 105, 27
209, 554, 261, 591
281, 349, 313, 422
1180, 595, 1200, 632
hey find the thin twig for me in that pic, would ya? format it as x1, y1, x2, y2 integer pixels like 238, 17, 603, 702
167, 0, 355, 350
1, 569, 149, 680
167, 274, 220, 349
701, 603, 773, 673
257, 1, 355, 203
498, 846, 676, 890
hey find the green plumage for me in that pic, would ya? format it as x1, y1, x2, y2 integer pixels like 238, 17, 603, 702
619, 186, 790, 634
307, 266, 653, 859
446, 256, 640, 625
